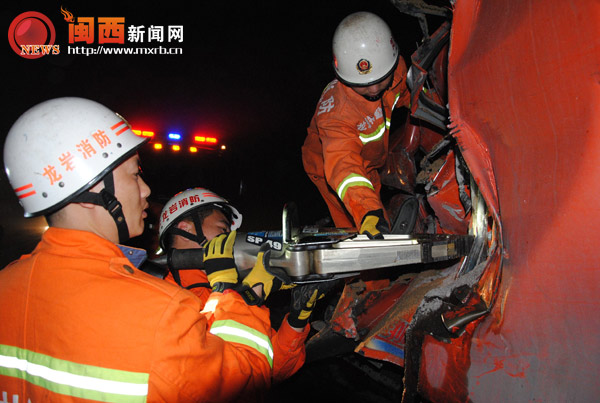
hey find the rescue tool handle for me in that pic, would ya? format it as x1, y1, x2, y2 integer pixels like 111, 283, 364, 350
168, 248, 205, 270
151, 248, 253, 278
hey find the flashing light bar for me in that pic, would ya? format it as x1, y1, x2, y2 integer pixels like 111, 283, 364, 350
142, 130, 226, 154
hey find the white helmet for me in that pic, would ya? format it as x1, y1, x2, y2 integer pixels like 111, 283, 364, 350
158, 187, 242, 249
332, 11, 399, 86
4, 97, 147, 218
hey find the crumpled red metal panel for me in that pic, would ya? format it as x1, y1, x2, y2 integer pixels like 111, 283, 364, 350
327, 276, 421, 339
417, 0, 600, 401
422, 149, 470, 234
355, 268, 458, 367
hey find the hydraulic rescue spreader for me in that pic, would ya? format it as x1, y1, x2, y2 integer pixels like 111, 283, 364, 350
152, 204, 473, 283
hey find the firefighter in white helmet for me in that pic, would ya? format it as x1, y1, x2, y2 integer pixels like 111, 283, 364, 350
158, 187, 243, 291
0, 97, 278, 401
157, 187, 338, 383
302, 11, 411, 237
3, 96, 148, 243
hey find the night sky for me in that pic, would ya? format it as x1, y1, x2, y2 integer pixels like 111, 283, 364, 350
2, 1, 444, 258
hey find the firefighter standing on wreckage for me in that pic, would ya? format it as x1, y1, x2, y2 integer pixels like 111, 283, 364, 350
302, 11, 411, 238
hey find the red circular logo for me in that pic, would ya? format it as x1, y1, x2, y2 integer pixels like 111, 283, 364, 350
8, 11, 56, 59
356, 58, 372, 75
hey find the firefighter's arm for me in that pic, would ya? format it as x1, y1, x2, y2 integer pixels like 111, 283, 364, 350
320, 120, 385, 227
271, 317, 309, 383
152, 289, 273, 402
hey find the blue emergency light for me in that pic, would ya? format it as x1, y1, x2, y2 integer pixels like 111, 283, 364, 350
168, 133, 182, 141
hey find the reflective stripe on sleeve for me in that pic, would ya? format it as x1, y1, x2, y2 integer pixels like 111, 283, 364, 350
359, 93, 401, 144
336, 174, 374, 201
359, 120, 387, 144
209, 320, 274, 368
392, 92, 401, 109
0, 344, 149, 403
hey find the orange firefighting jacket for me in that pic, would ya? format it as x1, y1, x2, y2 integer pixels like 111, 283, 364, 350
302, 61, 411, 228
0, 228, 274, 402
165, 269, 309, 383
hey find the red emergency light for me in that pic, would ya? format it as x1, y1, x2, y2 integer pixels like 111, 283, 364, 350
132, 129, 155, 138
194, 135, 218, 144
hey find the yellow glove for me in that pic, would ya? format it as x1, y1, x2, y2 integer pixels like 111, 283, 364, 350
359, 209, 390, 240
203, 231, 239, 292
287, 280, 339, 329
238, 249, 293, 306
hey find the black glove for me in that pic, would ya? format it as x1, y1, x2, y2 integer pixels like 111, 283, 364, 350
287, 280, 339, 329
203, 231, 239, 292
238, 248, 293, 306
359, 209, 390, 240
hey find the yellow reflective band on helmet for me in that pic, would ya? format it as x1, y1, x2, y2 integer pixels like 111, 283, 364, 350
210, 320, 274, 368
0, 344, 149, 402
336, 174, 374, 201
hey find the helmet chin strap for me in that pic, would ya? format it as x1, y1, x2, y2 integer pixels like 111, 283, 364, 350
167, 211, 207, 247
72, 172, 130, 244
165, 211, 207, 287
